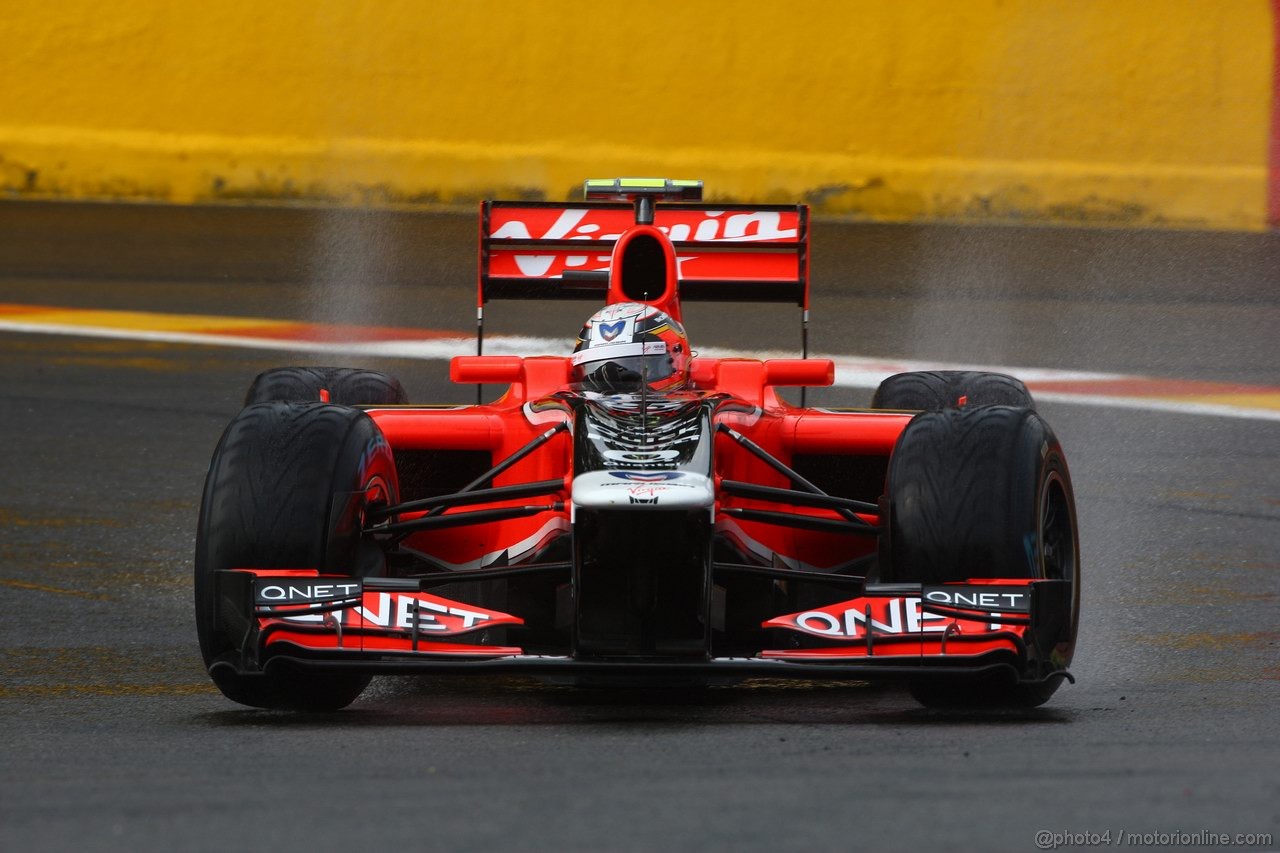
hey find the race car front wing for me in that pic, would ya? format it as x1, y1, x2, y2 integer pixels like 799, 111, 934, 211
209, 569, 1073, 689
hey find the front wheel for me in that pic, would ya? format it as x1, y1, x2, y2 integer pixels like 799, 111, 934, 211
194, 402, 399, 710
882, 406, 1079, 707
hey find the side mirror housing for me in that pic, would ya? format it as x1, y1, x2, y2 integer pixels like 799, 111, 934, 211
450, 356, 523, 385
763, 359, 834, 387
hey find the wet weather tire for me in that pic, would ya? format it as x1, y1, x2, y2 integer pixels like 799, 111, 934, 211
194, 402, 399, 710
244, 367, 408, 406
881, 405, 1079, 708
871, 371, 1033, 411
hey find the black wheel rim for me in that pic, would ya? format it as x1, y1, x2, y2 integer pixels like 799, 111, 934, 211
1039, 471, 1076, 584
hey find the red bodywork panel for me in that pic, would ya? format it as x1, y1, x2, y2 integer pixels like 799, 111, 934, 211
368, 354, 906, 576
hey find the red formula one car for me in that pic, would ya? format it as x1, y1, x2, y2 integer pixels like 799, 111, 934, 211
195, 179, 1080, 710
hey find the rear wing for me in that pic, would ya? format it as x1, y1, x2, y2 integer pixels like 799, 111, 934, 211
479, 201, 810, 308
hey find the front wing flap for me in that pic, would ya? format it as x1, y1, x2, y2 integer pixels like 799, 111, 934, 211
760, 579, 1073, 683
213, 570, 525, 674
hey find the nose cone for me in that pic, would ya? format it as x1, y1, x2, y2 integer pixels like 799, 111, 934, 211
571, 470, 714, 509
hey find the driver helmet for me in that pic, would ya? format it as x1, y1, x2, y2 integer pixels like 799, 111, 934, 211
572, 302, 690, 393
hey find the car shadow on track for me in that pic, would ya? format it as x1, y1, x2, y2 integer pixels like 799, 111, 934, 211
191, 676, 1076, 728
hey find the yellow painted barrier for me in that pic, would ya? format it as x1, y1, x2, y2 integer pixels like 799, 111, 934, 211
0, 0, 1272, 228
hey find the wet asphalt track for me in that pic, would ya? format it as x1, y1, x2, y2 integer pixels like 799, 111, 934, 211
1, 201, 1277, 851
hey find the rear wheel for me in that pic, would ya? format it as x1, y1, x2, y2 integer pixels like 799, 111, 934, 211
194, 402, 399, 710
244, 366, 408, 406
882, 406, 1079, 707
871, 370, 1033, 411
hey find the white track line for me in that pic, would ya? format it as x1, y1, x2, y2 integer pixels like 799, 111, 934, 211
2, 319, 1277, 422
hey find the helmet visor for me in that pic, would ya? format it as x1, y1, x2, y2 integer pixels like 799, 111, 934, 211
571, 341, 675, 392
572, 355, 675, 392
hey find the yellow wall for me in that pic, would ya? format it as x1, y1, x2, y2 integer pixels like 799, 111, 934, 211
0, 1, 1272, 228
